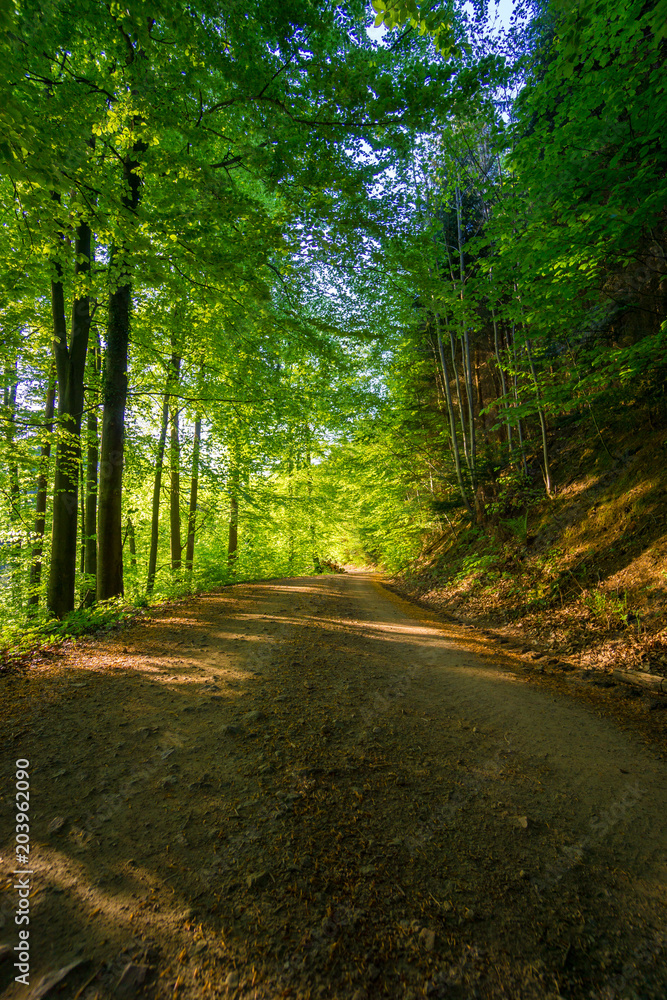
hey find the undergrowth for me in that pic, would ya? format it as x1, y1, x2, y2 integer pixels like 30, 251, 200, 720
1, 562, 343, 669
394, 423, 667, 670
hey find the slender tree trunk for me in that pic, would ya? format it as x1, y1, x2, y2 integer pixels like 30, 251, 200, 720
513, 291, 552, 492
305, 428, 319, 573
228, 495, 238, 564
449, 327, 471, 473
185, 416, 201, 572
474, 350, 489, 448
524, 337, 553, 496
462, 328, 476, 488
454, 182, 477, 490
509, 325, 529, 478
3, 370, 20, 523
491, 307, 514, 460
97, 149, 142, 601
436, 327, 472, 514
228, 464, 239, 565
126, 516, 137, 570
80, 462, 86, 572
82, 335, 100, 607
454, 180, 481, 521
146, 392, 170, 594
3, 368, 22, 603
48, 220, 92, 617
27, 373, 56, 608
169, 352, 182, 571
287, 463, 294, 570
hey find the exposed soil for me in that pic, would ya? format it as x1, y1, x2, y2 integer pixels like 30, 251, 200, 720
1, 572, 666, 1000
395, 429, 667, 683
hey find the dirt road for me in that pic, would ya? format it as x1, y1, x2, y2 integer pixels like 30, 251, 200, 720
1, 572, 666, 1000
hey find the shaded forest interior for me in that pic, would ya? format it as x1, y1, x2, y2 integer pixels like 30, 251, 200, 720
0, 0, 666, 672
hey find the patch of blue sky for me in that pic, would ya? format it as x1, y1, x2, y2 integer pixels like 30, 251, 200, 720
366, 0, 516, 45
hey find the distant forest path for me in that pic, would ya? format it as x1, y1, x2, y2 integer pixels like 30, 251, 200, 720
2, 573, 666, 1000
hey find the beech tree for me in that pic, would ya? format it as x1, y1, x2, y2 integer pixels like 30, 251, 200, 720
1, 0, 664, 635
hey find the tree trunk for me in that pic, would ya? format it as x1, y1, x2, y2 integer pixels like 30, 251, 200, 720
509, 325, 529, 478
97, 149, 142, 601
462, 327, 477, 490
491, 307, 514, 460
474, 349, 489, 449
169, 352, 182, 572
47, 220, 92, 617
287, 456, 295, 570
525, 337, 553, 496
228, 495, 238, 563
125, 516, 137, 570
82, 335, 101, 607
27, 373, 56, 608
228, 465, 239, 565
3, 369, 20, 524
305, 428, 319, 573
454, 182, 477, 495
185, 416, 201, 572
3, 367, 22, 603
449, 327, 471, 473
436, 327, 472, 515
97, 259, 130, 601
146, 392, 170, 594
80, 461, 86, 573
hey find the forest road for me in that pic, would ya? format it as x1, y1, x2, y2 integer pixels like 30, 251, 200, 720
1, 572, 666, 1000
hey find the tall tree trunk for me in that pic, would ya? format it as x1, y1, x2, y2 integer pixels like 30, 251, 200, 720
169, 352, 182, 572
228, 494, 238, 564
454, 182, 477, 493
514, 291, 551, 493
305, 427, 319, 573
80, 461, 86, 572
48, 220, 92, 617
449, 327, 471, 473
146, 392, 170, 594
82, 335, 101, 607
185, 415, 201, 572
462, 327, 477, 488
27, 372, 56, 608
3, 368, 21, 603
3, 368, 20, 524
97, 149, 142, 601
436, 326, 472, 515
491, 307, 514, 460
228, 463, 239, 565
524, 337, 553, 496
146, 392, 170, 592
125, 516, 137, 570
474, 350, 489, 448
509, 326, 529, 478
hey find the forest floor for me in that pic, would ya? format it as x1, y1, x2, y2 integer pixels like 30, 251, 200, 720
393, 426, 667, 686
1, 572, 666, 1000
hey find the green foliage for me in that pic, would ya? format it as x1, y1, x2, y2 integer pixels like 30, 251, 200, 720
501, 513, 528, 545
371, 0, 459, 56
0, 598, 141, 664
453, 551, 497, 583
1, 0, 665, 649
584, 588, 630, 629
